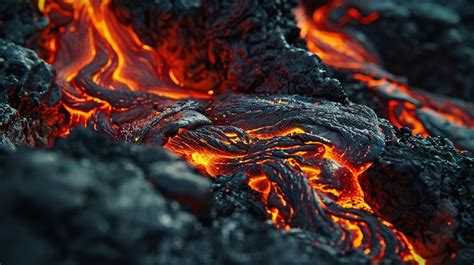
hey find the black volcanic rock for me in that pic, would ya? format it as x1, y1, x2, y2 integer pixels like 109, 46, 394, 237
204, 93, 392, 165
201, 0, 344, 101
360, 128, 474, 263
0, 39, 65, 147
0, 1, 472, 264
0, 0, 48, 46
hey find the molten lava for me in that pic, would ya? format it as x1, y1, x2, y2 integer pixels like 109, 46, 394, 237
297, 0, 474, 141
36, 0, 216, 130
34, 0, 434, 264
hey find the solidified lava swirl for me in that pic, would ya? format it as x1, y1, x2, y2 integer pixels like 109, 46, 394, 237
31, 0, 471, 264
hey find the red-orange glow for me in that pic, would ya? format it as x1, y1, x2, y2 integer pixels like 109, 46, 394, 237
171, 124, 428, 263
168, 70, 182, 86
247, 127, 306, 139
297, 1, 474, 139
382, 220, 426, 265
165, 126, 417, 260
353, 73, 472, 131
39, 0, 215, 130
248, 173, 292, 227
191, 152, 212, 170
297, 2, 380, 71
388, 101, 429, 137
338, 8, 380, 26
331, 216, 364, 249
248, 175, 271, 195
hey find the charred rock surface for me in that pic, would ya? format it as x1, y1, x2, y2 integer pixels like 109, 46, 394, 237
111, 0, 220, 93
139, 93, 392, 167
201, 0, 344, 101
0, 39, 65, 147
0, 129, 370, 265
203, 94, 391, 165
211, 173, 373, 265
112, 0, 346, 102
360, 129, 474, 263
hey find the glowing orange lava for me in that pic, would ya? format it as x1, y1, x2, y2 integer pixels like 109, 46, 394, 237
37, 0, 215, 130
165, 125, 425, 264
297, 0, 474, 138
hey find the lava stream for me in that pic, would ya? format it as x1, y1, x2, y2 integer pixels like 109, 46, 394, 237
297, 0, 474, 142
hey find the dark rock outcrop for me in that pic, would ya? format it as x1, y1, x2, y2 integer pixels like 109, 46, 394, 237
361, 129, 474, 263
0, 39, 65, 147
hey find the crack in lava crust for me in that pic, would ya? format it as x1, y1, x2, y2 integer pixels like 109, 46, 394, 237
35, 0, 427, 264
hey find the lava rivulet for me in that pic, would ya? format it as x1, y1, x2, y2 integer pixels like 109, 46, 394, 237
164, 94, 424, 263
37, 0, 216, 130
297, 0, 474, 149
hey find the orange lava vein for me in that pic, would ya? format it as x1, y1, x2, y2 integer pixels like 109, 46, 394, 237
297, 0, 474, 138
38, 0, 213, 130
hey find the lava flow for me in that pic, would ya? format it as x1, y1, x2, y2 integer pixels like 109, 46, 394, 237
297, 0, 474, 148
34, 0, 434, 264
36, 0, 217, 130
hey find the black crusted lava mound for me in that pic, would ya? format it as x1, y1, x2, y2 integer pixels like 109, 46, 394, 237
0, 0, 48, 46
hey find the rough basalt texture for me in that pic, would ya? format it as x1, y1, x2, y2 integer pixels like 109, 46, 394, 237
299, 0, 474, 153
112, 0, 347, 102
0, 129, 371, 265
0, 39, 65, 147
360, 129, 474, 263
162, 94, 409, 263
201, 0, 344, 101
